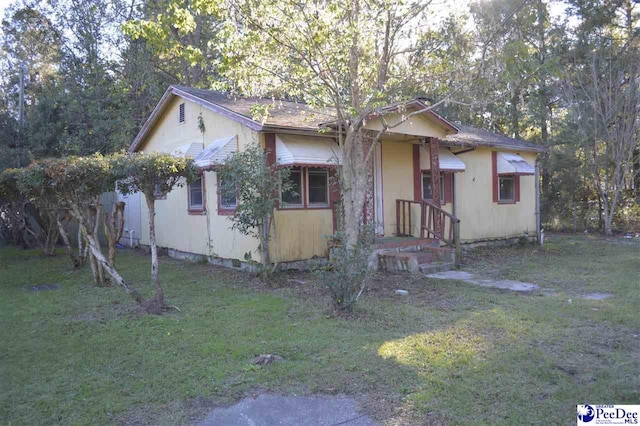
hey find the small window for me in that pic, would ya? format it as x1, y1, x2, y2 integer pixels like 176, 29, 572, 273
499, 176, 515, 203
188, 177, 204, 210
281, 168, 303, 206
219, 176, 237, 209
307, 168, 329, 206
422, 172, 445, 203
179, 103, 185, 123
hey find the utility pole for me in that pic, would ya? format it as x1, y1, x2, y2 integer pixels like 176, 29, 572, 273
18, 64, 25, 128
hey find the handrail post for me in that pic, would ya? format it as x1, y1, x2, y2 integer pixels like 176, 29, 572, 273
454, 221, 461, 269
396, 200, 400, 236
420, 201, 425, 238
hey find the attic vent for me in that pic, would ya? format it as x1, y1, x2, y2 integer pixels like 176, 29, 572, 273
179, 103, 185, 123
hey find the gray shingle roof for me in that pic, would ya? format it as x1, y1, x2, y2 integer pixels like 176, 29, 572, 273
444, 123, 545, 153
172, 86, 335, 130
130, 85, 545, 154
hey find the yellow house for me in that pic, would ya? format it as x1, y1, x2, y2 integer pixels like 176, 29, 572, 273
126, 86, 544, 268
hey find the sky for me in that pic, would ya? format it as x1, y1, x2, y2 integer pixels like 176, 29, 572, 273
0, 0, 13, 18
0, 0, 11, 14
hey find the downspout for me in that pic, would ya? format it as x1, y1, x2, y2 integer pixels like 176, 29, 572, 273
535, 158, 542, 244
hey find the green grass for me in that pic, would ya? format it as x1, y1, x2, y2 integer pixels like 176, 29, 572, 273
1, 234, 638, 425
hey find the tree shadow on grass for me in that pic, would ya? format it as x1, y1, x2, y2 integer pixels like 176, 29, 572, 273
374, 304, 640, 425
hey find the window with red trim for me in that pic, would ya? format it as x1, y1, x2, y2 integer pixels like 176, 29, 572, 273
498, 176, 515, 203
281, 168, 303, 207
307, 168, 329, 206
492, 151, 520, 204
422, 172, 445, 204
280, 166, 331, 209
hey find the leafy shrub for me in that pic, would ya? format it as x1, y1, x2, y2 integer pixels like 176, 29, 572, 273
317, 230, 373, 312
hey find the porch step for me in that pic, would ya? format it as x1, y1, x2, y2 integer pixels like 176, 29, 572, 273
378, 246, 456, 274
419, 261, 456, 275
372, 237, 440, 251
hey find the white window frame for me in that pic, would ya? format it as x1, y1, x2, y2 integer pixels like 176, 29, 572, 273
188, 177, 204, 210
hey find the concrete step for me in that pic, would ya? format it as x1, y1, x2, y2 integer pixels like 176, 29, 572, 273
419, 261, 456, 275
378, 246, 456, 274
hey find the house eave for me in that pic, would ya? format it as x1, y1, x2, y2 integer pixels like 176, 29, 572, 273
128, 87, 341, 153
444, 140, 546, 154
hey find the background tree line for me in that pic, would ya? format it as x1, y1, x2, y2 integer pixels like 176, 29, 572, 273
0, 0, 638, 239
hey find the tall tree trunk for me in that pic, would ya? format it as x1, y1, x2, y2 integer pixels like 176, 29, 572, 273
260, 220, 271, 266
510, 86, 520, 140
91, 204, 107, 286
104, 201, 125, 267
71, 204, 145, 306
77, 226, 88, 267
602, 193, 613, 236
341, 130, 368, 249
145, 196, 164, 311
597, 193, 604, 232
57, 217, 80, 269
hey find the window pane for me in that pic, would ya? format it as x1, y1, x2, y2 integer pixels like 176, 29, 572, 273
308, 169, 328, 205
190, 178, 203, 208
219, 177, 236, 208
422, 173, 433, 199
422, 173, 445, 202
282, 169, 302, 205
499, 176, 514, 201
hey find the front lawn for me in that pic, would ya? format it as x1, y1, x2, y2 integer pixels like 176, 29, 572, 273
1, 235, 638, 425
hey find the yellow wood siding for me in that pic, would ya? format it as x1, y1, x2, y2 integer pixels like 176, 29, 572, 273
138, 96, 261, 261
136, 94, 538, 262
364, 110, 452, 138
380, 141, 414, 236
454, 148, 537, 242
270, 209, 333, 262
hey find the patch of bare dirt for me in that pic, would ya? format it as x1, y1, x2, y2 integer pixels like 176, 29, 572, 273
115, 396, 217, 426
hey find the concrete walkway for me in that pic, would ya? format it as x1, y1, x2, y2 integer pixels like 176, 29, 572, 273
197, 395, 378, 426
425, 270, 540, 292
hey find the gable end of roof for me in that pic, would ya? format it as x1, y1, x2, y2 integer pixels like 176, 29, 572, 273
128, 86, 264, 153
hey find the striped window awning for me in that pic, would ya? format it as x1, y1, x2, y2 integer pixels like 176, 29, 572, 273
497, 152, 535, 175
438, 148, 466, 172
276, 134, 341, 167
193, 136, 238, 168
420, 147, 466, 172
172, 142, 204, 158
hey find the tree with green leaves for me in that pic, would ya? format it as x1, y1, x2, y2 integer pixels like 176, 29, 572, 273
126, 0, 533, 248
114, 152, 197, 312
562, 47, 638, 235
200, 0, 486, 248
36, 154, 146, 302
217, 143, 293, 270
0, 168, 28, 247
122, 0, 225, 87
13, 162, 62, 257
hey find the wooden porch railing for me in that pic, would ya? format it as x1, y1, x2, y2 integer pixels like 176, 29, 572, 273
396, 199, 461, 267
